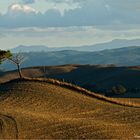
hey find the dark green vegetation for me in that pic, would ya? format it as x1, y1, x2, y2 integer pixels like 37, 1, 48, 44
2, 46, 140, 70
0, 50, 24, 79
1, 64, 140, 97
0, 78, 140, 139
0, 50, 11, 64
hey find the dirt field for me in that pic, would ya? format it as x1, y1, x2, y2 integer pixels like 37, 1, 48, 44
0, 79, 139, 139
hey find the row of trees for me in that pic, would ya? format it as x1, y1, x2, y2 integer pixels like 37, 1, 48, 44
0, 50, 25, 79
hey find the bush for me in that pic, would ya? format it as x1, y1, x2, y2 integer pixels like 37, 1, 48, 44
109, 85, 127, 95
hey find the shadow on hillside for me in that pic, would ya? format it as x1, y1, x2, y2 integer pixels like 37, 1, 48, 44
0, 64, 140, 98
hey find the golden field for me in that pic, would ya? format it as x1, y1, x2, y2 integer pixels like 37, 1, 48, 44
0, 78, 140, 139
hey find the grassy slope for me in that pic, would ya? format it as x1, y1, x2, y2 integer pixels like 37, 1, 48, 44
0, 64, 140, 100
0, 79, 140, 139
1, 65, 140, 89
0, 64, 78, 83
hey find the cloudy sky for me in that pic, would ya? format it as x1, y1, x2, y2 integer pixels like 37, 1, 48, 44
0, 0, 140, 49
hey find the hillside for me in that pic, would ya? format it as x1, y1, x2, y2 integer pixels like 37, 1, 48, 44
0, 64, 78, 83
0, 64, 140, 97
0, 79, 140, 139
2, 46, 140, 70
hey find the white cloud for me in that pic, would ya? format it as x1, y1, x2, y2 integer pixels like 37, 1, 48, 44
9, 3, 38, 14
0, 0, 140, 28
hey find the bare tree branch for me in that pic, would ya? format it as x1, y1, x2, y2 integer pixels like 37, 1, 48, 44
8, 53, 25, 65
8, 53, 26, 79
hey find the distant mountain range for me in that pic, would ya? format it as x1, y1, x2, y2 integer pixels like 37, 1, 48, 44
11, 38, 140, 52
11, 45, 49, 53
1, 46, 140, 70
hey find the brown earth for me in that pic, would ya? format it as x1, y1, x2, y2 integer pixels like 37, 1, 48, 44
0, 79, 140, 139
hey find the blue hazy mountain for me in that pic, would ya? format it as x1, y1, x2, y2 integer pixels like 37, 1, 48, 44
11, 39, 140, 53
11, 45, 49, 53
1, 46, 140, 71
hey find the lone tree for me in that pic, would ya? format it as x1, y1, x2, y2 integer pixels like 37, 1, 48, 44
0, 50, 12, 64
8, 53, 25, 79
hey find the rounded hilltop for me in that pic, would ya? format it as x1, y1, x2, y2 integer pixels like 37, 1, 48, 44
0, 78, 140, 139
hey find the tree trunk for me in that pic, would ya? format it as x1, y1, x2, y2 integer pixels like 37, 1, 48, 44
17, 64, 22, 79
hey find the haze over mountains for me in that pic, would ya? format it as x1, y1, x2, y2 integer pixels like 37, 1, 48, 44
11, 39, 140, 53
1, 46, 140, 70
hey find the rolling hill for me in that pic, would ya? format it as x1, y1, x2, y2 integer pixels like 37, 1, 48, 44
0, 78, 140, 139
0, 64, 140, 97
1, 46, 140, 70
